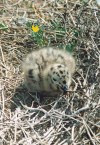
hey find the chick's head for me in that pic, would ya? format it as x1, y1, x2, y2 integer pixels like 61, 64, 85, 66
48, 64, 71, 93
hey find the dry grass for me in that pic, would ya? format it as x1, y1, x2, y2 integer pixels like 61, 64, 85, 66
0, 0, 100, 145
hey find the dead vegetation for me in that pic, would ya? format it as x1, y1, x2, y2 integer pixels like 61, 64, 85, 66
0, 0, 100, 145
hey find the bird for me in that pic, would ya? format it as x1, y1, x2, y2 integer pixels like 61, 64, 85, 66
22, 47, 75, 96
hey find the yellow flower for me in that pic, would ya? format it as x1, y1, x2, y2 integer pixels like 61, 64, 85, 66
32, 25, 39, 32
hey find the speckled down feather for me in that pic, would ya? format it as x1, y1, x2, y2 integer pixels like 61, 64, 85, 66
22, 47, 75, 95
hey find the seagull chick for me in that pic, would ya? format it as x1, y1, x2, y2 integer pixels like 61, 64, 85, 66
22, 47, 75, 96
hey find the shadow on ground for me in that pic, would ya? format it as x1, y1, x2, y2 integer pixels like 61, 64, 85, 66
10, 82, 58, 111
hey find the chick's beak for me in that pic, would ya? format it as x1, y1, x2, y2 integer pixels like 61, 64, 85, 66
61, 85, 68, 93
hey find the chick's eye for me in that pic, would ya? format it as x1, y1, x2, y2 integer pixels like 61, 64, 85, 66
53, 78, 56, 81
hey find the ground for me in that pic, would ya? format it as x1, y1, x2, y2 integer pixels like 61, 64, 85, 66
0, 0, 100, 145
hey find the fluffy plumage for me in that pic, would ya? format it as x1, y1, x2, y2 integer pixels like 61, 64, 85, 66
22, 47, 75, 96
